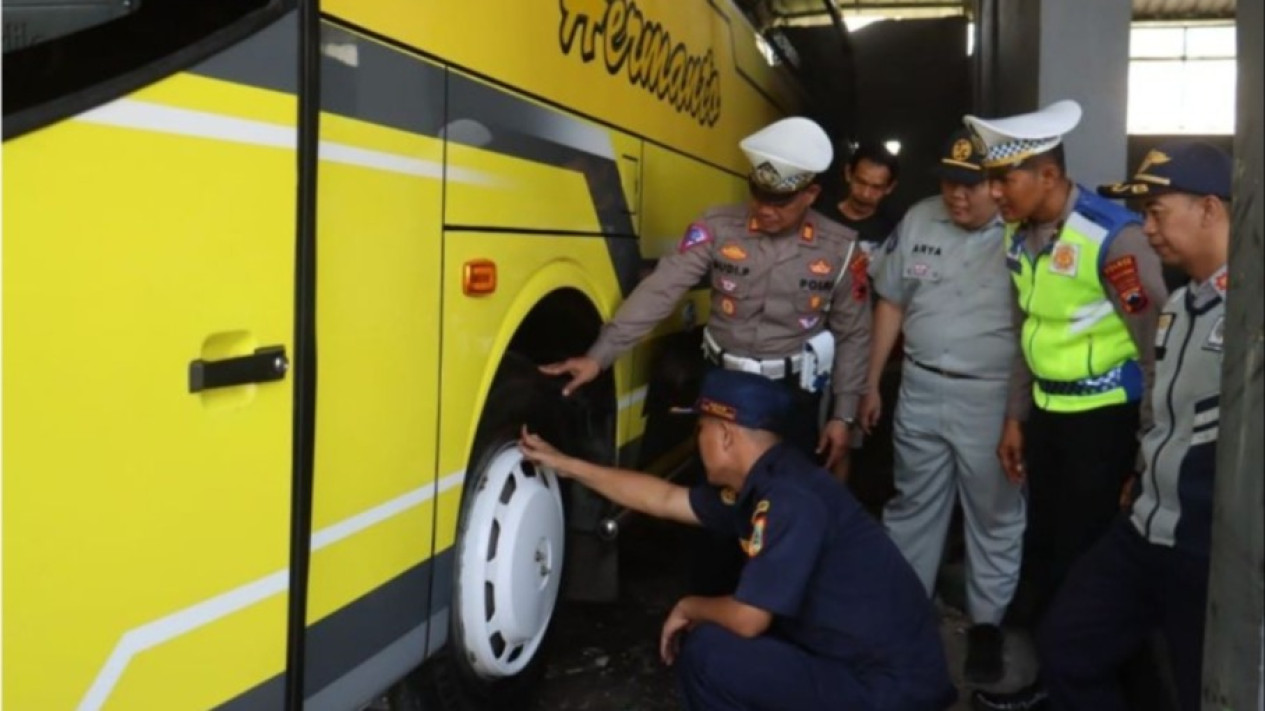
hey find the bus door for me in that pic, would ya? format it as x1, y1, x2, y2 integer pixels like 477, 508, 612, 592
3, 2, 305, 708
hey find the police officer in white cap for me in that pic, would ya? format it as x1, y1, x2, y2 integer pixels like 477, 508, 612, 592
542, 116, 872, 471
964, 101, 1167, 709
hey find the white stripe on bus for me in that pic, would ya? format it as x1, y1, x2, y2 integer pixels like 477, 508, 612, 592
76, 470, 466, 711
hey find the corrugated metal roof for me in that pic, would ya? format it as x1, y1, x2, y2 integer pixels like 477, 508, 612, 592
1132, 0, 1236, 20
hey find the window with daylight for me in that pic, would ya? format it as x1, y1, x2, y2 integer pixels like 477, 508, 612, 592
1128, 22, 1236, 135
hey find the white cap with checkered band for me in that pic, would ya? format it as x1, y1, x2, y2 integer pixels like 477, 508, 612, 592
963, 100, 1083, 169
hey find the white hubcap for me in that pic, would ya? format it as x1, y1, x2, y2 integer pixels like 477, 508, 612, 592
457, 444, 565, 678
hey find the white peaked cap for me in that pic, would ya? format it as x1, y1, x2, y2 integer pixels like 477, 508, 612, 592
740, 117, 833, 194
963, 100, 1083, 168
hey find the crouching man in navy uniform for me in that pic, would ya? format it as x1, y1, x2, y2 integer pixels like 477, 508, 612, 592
519, 369, 956, 711
1037, 141, 1234, 711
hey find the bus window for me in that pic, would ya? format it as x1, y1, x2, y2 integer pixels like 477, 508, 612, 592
3, 0, 141, 55
3, 0, 287, 138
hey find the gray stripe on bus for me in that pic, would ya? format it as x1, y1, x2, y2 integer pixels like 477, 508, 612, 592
213, 549, 453, 710
191, 20, 447, 140
447, 71, 640, 293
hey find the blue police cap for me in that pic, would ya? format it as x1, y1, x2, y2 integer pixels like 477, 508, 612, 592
1098, 141, 1232, 200
682, 370, 792, 432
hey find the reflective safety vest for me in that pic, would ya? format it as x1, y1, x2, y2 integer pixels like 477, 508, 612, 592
1006, 188, 1144, 413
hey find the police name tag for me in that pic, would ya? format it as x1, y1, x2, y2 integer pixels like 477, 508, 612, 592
903, 263, 939, 281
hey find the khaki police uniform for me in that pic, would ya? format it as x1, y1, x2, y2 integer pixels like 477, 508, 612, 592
584, 116, 872, 455
587, 205, 872, 446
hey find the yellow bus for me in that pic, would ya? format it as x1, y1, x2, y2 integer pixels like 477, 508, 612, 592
2, 0, 801, 708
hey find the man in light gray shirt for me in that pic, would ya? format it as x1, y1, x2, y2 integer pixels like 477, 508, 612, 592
860, 128, 1024, 686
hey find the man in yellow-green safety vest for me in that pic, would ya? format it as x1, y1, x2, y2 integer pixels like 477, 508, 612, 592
962, 100, 1168, 710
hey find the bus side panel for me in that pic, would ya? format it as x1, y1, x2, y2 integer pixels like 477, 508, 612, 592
444, 72, 642, 237
299, 23, 446, 708
1, 27, 298, 711
322, 0, 793, 175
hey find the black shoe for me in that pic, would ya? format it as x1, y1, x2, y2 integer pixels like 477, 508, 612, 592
964, 623, 1006, 685
971, 681, 1049, 711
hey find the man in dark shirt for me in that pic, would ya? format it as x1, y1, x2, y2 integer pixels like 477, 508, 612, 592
819, 140, 902, 249
519, 369, 956, 710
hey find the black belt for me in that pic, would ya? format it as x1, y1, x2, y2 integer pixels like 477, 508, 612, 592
907, 356, 980, 381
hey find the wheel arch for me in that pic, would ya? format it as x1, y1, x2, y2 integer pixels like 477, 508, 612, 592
455, 264, 621, 475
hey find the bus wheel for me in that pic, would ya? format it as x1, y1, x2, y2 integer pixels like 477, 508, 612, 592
422, 357, 573, 709
456, 440, 565, 678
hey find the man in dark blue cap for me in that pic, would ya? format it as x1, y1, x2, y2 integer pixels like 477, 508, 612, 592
1037, 140, 1234, 711
520, 368, 956, 710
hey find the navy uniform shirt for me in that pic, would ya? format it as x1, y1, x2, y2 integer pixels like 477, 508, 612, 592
689, 444, 956, 709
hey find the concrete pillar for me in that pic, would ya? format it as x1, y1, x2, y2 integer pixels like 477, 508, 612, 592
1202, 0, 1265, 708
974, 0, 1131, 186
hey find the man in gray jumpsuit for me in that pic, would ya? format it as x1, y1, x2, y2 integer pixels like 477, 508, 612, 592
860, 128, 1024, 685
542, 117, 871, 471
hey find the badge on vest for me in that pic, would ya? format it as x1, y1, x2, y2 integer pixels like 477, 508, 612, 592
1048, 241, 1080, 277
1203, 316, 1225, 353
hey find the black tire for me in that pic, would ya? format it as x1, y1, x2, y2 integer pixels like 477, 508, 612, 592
415, 354, 585, 711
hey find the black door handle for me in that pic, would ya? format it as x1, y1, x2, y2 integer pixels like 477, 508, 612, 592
189, 346, 289, 393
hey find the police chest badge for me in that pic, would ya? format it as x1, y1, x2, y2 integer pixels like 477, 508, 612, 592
1204, 316, 1225, 353
1048, 241, 1079, 277
1156, 312, 1175, 359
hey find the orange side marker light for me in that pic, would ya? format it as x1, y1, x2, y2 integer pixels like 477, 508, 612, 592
463, 259, 497, 295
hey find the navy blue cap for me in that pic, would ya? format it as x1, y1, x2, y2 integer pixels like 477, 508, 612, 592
1098, 141, 1232, 200
931, 128, 987, 186
679, 370, 792, 432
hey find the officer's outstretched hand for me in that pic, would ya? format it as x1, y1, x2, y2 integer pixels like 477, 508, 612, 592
519, 427, 575, 478
997, 418, 1025, 484
817, 419, 850, 470
858, 391, 882, 435
539, 356, 601, 397
659, 600, 693, 666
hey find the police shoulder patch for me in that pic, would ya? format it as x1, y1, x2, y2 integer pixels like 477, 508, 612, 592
678, 223, 713, 253
1103, 254, 1149, 314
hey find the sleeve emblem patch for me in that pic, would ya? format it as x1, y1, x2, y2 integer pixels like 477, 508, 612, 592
679, 223, 713, 253
1104, 254, 1149, 314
